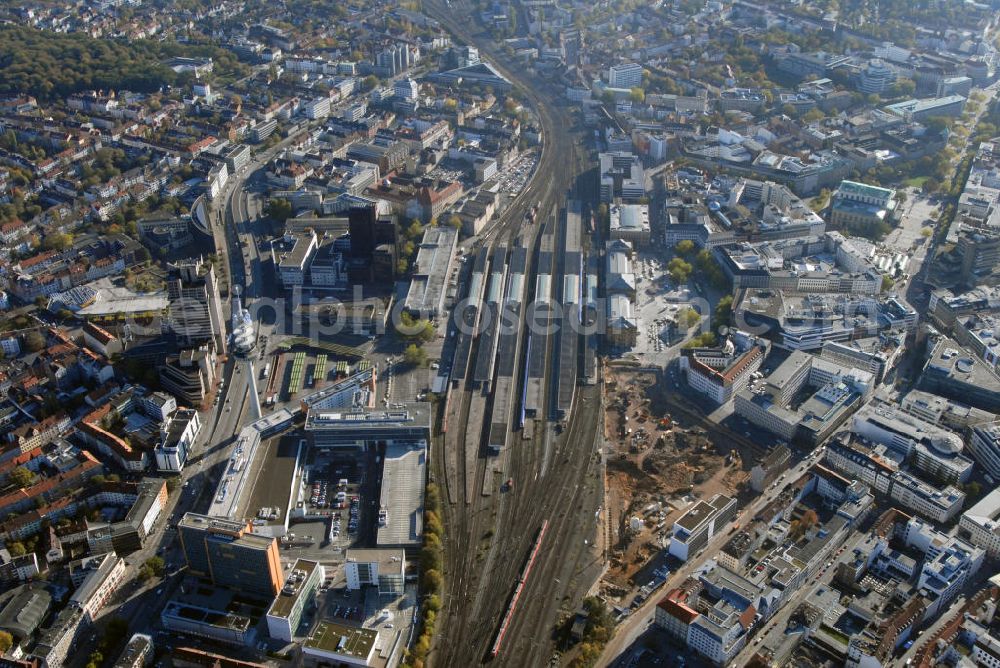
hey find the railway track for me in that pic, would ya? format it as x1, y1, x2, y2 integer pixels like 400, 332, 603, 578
421, 1, 603, 666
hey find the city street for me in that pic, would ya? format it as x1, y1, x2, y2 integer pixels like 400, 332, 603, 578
600, 451, 825, 666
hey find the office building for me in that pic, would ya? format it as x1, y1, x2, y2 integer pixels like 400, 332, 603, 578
960, 488, 1000, 558
599, 152, 645, 203
305, 403, 432, 449
274, 230, 319, 287
159, 345, 217, 406
851, 405, 973, 484
668, 494, 737, 561
680, 336, 769, 405
166, 258, 226, 355
303, 622, 378, 667
161, 599, 255, 646
899, 390, 995, 432
178, 513, 283, 598
347, 200, 398, 284
734, 351, 871, 444
394, 78, 419, 101
155, 408, 201, 472
823, 438, 965, 523
266, 560, 325, 642
969, 421, 1000, 480
608, 63, 643, 89
885, 95, 966, 122
344, 549, 406, 596
856, 59, 897, 94
920, 335, 1000, 413
957, 227, 1000, 287
889, 471, 965, 523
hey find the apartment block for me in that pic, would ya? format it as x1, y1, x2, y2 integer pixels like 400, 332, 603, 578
608, 63, 643, 89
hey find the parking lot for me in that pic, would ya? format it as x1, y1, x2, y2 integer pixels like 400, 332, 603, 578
427, 164, 469, 186
494, 151, 538, 196
283, 447, 381, 557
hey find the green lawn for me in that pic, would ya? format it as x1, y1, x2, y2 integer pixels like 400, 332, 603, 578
904, 176, 929, 188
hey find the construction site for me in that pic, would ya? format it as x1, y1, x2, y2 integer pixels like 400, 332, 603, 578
599, 367, 752, 594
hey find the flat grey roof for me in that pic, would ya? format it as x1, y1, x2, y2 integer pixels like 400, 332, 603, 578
675, 500, 716, 533
268, 559, 319, 619
377, 444, 426, 548
345, 548, 405, 575
767, 350, 812, 390
403, 226, 457, 316
305, 402, 431, 434
277, 234, 315, 269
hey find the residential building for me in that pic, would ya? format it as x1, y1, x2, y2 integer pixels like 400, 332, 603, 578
112, 633, 153, 668
687, 599, 751, 666
903, 517, 984, 618
608, 63, 643, 89
68, 552, 126, 622
654, 585, 701, 646
32, 607, 88, 668
750, 445, 792, 493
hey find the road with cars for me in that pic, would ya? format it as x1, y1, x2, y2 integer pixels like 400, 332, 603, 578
601, 449, 827, 666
